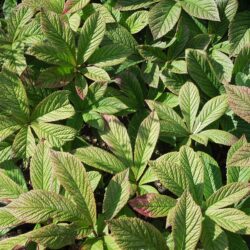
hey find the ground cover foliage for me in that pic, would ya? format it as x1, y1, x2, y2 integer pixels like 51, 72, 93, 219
0, 0, 250, 249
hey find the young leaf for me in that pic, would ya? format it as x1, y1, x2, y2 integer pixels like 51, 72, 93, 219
51, 151, 96, 227
133, 111, 160, 180
77, 12, 106, 64
206, 208, 250, 234
149, 0, 181, 39
30, 140, 53, 191
109, 217, 168, 250
103, 169, 130, 220
129, 193, 176, 218
172, 190, 202, 250
180, 0, 220, 21
31, 91, 75, 122
75, 146, 126, 174
179, 82, 200, 131
100, 115, 133, 167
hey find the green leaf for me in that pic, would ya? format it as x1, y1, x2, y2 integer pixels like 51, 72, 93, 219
172, 190, 202, 250
133, 111, 160, 180
0, 115, 20, 141
31, 91, 75, 122
7, 6, 33, 41
179, 146, 204, 203
27, 223, 76, 249
93, 97, 128, 114
116, 0, 156, 11
193, 95, 228, 133
103, 169, 130, 220
147, 100, 188, 137
84, 66, 110, 81
229, 11, 250, 55
75, 146, 126, 174
51, 151, 96, 227
106, 24, 138, 53
40, 11, 76, 66
0, 169, 25, 200
88, 44, 132, 67
99, 115, 133, 167
179, 82, 200, 132
32, 122, 77, 148
0, 234, 27, 249
37, 66, 74, 88
210, 50, 233, 84
125, 10, 148, 34
206, 183, 249, 210
0, 208, 20, 229
77, 12, 106, 64
3, 0, 17, 18
206, 208, 250, 234
226, 85, 250, 124
129, 193, 176, 218
7, 190, 84, 224
0, 70, 29, 123
233, 46, 250, 74
87, 171, 101, 191
201, 216, 228, 250
198, 129, 238, 146
30, 140, 54, 191
181, 0, 220, 21
150, 156, 189, 197
109, 217, 168, 250
139, 167, 157, 185
227, 232, 248, 250
138, 45, 167, 62
149, 0, 181, 39
12, 126, 36, 159
186, 49, 220, 97
199, 152, 222, 199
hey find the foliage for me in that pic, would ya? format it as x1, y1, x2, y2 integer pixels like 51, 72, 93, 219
0, 0, 250, 249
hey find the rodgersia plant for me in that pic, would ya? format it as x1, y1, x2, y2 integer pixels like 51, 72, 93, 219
0, 0, 250, 249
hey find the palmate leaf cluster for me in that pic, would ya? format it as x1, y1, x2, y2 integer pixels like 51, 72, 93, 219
0, 0, 250, 249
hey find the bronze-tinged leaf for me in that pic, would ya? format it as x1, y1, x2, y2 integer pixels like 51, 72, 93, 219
129, 193, 176, 218
226, 85, 250, 123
